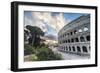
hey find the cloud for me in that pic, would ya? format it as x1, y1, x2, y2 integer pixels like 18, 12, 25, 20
24, 11, 71, 39
35, 12, 69, 32
25, 12, 48, 32
44, 34, 57, 41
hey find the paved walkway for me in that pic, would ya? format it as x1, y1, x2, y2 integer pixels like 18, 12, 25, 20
50, 47, 89, 60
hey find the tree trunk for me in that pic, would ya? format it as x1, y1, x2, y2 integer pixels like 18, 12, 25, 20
32, 34, 35, 46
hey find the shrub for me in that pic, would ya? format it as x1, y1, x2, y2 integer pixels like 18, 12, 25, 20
24, 44, 62, 61
36, 47, 62, 61
24, 44, 35, 56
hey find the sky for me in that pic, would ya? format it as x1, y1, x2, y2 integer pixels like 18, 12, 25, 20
24, 11, 86, 41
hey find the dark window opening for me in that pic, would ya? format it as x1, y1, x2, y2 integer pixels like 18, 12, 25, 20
67, 33, 69, 35
63, 41, 65, 43
77, 46, 81, 52
75, 38, 79, 42
66, 40, 67, 43
66, 46, 68, 51
68, 39, 70, 43
82, 46, 88, 52
70, 32, 73, 35
80, 36, 85, 42
64, 41, 66, 43
89, 46, 91, 51
71, 38, 74, 43
72, 46, 75, 51
69, 46, 71, 51
86, 35, 90, 41
74, 30, 77, 34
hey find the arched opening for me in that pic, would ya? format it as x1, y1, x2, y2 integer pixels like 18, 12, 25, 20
72, 46, 75, 51
77, 46, 81, 52
66, 46, 68, 51
89, 46, 91, 51
69, 46, 71, 51
71, 38, 74, 43
67, 33, 69, 35
70, 32, 73, 35
68, 39, 70, 43
74, 30, 77, 34
86, 35, 90, 41
80, 36, 85, 42
82, 46, 88, 52
66, 40, 67, 43
65, 40, 66, 43
75, 38, 79, 42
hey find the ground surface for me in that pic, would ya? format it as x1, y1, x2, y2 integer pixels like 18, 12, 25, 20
24, 47, 90, 61
50, 47, 90, 60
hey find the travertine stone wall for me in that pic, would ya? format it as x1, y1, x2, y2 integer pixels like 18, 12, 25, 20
58, 15, 90, 56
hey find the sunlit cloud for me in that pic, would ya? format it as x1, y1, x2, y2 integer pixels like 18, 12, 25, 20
28, 12, 70, 33
24, 11, 83, 41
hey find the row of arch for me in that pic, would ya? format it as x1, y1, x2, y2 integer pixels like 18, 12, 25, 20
60, 45, 90, 53
59, 35, 90, 44
58, 26, 89, 39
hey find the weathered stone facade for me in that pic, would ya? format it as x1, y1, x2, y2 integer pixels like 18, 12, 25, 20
58, 15, 90, 57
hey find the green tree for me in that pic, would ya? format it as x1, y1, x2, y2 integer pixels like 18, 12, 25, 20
36, 47, 62, 61
24, 44, 35, 56
26, 25, 44, 47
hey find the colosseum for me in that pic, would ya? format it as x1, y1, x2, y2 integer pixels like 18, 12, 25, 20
58, 14, 90, 58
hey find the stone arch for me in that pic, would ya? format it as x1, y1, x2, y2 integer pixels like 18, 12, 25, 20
72, 46, 75, 51
70, 31, 73, 35
82, 46, 88, 52
68, 39, 70, 43
89, 46, 91, 51
69, 46, 71, 51
75, 38, 79, 42
86, 35, 90, 41
71, 38, 74, 43
77, 46, 81, 52
74, 30, 77, 34
66, 46, 68, 51
66, 40, 67, 43
80, 36, 85, 42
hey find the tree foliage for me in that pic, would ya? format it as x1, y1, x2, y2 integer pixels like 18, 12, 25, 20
24, 44, 35, 56
24, 25, 62, 61
36, 47, 62, 61
26, 25, 44, 47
